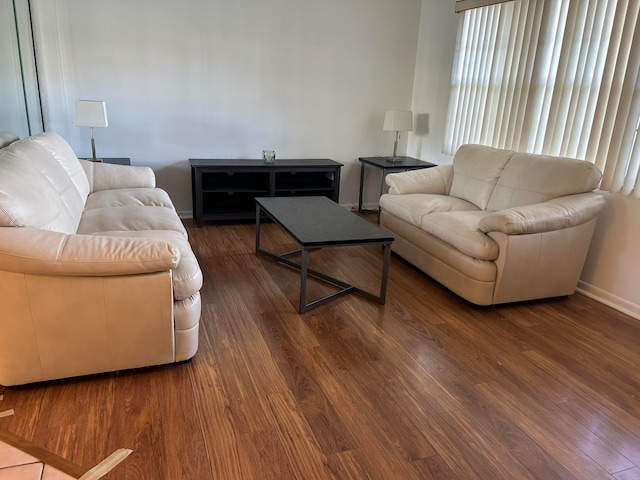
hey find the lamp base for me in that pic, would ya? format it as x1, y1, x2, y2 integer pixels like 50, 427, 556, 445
384, 156, 404, 163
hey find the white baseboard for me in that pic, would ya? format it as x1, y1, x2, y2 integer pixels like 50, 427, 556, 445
577, 280, 640, 321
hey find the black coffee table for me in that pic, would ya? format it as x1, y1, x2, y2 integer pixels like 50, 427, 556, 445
255, 196, 394, 313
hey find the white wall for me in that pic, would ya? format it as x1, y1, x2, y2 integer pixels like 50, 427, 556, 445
358, 0, 458, 206
30, 0, 421, 215
579, 194, 640, 320
407, 0, 459, 166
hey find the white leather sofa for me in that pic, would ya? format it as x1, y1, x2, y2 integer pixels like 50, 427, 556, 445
379, 144, 605, 306
0, 132, 202, 386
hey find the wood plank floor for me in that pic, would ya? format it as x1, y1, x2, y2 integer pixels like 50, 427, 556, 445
2, 217, 640, 479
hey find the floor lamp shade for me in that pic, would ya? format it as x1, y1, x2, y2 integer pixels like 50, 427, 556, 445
75, 100, 108, 161
383, 110, 413, 160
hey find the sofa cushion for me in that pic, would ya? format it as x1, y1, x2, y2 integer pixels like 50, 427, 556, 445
0, 140, 84, 233
81, 161, 156, 192
78, 205, 187, 237
480, 193, 605, 234
386, 165, 454, 195
30, 132, 91, 200
0, 156, 63, 229
379, 193, 479, 227
420, 211, 499, 260
84, 188, 175, 210
97, 230, 203, 301
449, 144, 515, 210
487, 153, 603, 211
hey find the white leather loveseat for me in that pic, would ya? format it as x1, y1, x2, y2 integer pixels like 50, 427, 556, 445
379, 144, 605, 306
0, 132, 202, 386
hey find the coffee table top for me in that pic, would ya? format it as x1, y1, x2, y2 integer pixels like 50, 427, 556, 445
255, 196, 394, 247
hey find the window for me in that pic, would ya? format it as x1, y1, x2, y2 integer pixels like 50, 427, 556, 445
444, 0, 640, 197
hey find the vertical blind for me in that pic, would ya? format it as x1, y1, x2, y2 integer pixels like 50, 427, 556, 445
444, 0, 640, 198
455, 0, 514, 13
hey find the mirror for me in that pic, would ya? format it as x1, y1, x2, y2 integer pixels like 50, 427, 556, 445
0, 0, 43, 138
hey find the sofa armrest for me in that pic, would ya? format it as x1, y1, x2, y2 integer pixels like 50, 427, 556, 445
0, 227, 179, 276
479, 192, 605, 235
0, 131, 19, 148
80, 159, 156, 192
385, 164, 453, 195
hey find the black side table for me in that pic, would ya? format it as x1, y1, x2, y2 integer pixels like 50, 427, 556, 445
81, 157, 131, 165
358, 156, 436, 222
101, 157, 131, 165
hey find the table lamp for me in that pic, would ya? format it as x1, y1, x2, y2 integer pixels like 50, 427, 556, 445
383, 110, 413, 162
75, 100, 108, 162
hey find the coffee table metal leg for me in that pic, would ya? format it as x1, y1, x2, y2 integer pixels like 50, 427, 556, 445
255, 203, 262, 252
299, 248, 309, 313
255, 202, 393, 312
257, 242, 392, 313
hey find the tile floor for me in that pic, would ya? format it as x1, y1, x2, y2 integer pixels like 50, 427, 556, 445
0, 441, 77, 480
1, 394, 84, 479
0, 438, 78, 480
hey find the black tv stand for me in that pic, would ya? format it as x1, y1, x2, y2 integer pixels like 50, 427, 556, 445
189, 158, 343, 226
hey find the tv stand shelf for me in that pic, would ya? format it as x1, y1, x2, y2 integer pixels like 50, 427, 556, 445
189, 158, 343, 226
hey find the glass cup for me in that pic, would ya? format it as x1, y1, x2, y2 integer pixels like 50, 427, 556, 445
262, 150, 276, 164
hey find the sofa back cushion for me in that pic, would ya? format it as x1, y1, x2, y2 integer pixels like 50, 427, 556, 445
449, 144, 515, 210
30, 132, 91, 199
486, 152, 603, 211
0, 137, 85, 233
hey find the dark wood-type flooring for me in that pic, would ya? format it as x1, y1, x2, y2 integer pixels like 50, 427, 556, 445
2, 217, 640, 479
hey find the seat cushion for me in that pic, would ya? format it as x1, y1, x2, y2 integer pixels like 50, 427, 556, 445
449, 144, 515, 210
84, 188, 175, 210
420, 210, 499, 260
97, 230, 203, 301
380, 193, 479, 227
78, 205, 187, 237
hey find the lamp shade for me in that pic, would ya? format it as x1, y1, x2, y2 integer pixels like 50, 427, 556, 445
383, 110, 413, 132
75, 100, 108, 128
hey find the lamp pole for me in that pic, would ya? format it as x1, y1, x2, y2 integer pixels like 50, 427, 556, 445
90, 127, 97, 162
